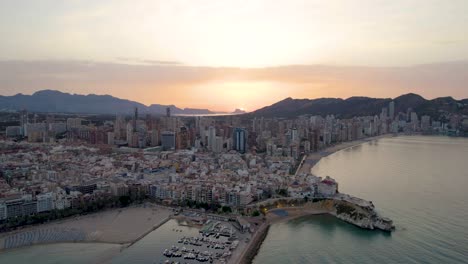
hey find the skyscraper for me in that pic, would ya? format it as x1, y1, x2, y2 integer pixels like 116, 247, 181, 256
20, 109, 28, 136
208, 126, 216, 151
233, 128, 247, 154
380, 107, 388, 120
291, 128, 298, 143
161, 131, 176, 150
150, 130, 159, 147
389, 101, 395, 120
166, 107, 171, 117
133, 107, 138, 132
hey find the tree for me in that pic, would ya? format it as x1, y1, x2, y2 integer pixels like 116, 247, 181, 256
221, 206, 232, 213
119, 195, 131, 207
277, 189, 288, 197
252, 210, 260, 217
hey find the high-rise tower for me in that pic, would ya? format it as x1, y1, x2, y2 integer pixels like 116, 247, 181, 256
389, 101, 395, 120
133, 107, 138, 132
233, 128, 247, 154
166, 107, 171, 117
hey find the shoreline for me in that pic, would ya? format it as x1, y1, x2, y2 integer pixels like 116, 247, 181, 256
239, 208, 330, 264
298, 134, 394, 175
0, 135, 394, 262
243, 134, 394, 264
0, 205, 172, 251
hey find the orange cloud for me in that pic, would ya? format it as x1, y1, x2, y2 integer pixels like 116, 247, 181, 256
1, 60, 467, 112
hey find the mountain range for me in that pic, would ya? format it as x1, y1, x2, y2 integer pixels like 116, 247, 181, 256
250, 93, 468, 119
0, 90, 244, 115
0, 90, 466, 119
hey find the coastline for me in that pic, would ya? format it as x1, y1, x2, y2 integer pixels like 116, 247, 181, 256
0, 204, 172, 251
242, 134, 394, 264
0, 135, 395, 263
298, 134, 394, 175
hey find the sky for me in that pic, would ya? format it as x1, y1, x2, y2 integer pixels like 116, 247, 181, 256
1, 0, 468, 111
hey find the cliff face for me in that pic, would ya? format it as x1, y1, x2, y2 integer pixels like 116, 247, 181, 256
303, 195, 394, 231
252, 195, 395, 232
334, 212, 394, 231
331, 195, 394, 232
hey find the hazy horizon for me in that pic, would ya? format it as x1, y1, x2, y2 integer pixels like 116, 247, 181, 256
1, 0, 468, 111
1, 60, 468, 112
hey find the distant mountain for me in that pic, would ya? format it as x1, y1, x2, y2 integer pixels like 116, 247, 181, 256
251, 93, 468, 119
232, 109, 247, 114
0, 90, 215, 115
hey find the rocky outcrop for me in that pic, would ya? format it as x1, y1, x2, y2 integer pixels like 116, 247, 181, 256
249, 194, 395, 232
334, 212, 394, 231
331, 194, 394, 232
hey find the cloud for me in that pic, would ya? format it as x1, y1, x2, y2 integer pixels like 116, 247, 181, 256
0, 60, 467, 110
116, 57, 183, 65
431, 40, 465, 45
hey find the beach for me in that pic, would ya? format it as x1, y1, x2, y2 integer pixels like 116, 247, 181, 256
298, 134, 393, 175
0, 204, 172, 250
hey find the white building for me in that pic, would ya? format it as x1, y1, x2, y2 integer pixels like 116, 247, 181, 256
213, 136, 224, 153
208, 126, 216, 151
36, 193, 54, 213
110, 182, 129, 196
317, 176, 338, 197
107, 132, 115, 145
66, 118, 83, 131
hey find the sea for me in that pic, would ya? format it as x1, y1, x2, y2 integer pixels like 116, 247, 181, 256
1, 135, 468, 263
253, 135, 468, 263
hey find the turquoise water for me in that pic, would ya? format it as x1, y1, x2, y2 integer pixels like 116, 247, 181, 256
253, 136, 468, 263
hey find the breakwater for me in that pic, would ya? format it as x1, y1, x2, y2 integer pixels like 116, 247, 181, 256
125, 216, 171, 248
239, 224, 270, 264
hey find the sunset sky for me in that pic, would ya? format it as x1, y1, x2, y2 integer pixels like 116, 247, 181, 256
1, 0, 468, 111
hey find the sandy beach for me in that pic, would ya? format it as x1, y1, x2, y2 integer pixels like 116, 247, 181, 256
298, 134, 393, 175
0, 204, 172, 250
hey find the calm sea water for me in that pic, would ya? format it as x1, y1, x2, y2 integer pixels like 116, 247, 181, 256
112, 219, 214, 264
253, 136, 468, 263
0, 219, 216, 264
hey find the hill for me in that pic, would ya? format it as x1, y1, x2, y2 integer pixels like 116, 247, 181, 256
0, 90, 215, 115
251, 93, 468, 119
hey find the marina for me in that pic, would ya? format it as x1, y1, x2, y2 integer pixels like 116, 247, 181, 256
112, 217, 251, 264
158, 219, 243, 264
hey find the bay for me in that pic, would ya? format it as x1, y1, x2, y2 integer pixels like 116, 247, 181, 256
253, 136, 468, 264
